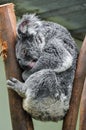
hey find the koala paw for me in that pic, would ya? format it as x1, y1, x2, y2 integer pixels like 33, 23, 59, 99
7, 77, 17, 85
7, 77, 22, 90
7, 77, 25, 97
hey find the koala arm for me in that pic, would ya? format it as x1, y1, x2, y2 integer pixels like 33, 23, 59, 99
31, 38, 72, 71
43, 38, 73, 73
22, 38, 73, 80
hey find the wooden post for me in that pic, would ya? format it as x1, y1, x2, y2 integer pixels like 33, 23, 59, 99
62, 37, 86, 130
79, 79, 86, 130
0, 3, 34, 130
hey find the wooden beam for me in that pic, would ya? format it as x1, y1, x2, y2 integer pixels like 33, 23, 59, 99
0, 3, 34, 130
79, 79, 86, 130
62, 37, 86, 130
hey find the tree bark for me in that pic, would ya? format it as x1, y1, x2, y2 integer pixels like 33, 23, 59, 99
79, 79, 86, 130
62, 37, 86, 130
0, 3, 34, 130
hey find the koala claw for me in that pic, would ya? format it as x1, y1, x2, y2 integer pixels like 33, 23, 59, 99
7, 80, 14, 87
7, 77, 18, 86
7, 77, 22, 91
10, 77, 18, 83
7, 78, 25, 97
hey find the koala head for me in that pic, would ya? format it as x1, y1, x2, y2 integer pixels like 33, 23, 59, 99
16, 14, 45, 70
16, 36, 41, 70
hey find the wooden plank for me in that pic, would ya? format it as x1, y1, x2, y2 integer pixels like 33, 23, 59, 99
79, 79, 86, 130
62, 37, 86, 130
0, 3, 34, 130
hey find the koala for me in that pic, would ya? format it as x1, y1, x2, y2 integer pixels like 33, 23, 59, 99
7, 14, 78, 122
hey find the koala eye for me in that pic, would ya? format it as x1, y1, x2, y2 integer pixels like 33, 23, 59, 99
23, 49, 26, 54
22, 49, 28, 56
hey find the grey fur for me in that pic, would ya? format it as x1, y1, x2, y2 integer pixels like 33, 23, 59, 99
7, 14, 78, 122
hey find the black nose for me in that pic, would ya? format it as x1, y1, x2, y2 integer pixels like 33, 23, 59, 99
17, 58, 21, 64
17, 58, 21, 61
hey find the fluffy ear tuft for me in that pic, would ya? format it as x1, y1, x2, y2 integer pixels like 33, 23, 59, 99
16, 13, 42, 36
22, 13, 39, 23
23, 13, 36, 19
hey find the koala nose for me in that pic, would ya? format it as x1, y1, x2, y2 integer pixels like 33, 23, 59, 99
17, 58, 21, 61
17, 58, 21, 64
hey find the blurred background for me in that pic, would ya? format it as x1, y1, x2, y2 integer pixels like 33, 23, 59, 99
0, 0, 86, 130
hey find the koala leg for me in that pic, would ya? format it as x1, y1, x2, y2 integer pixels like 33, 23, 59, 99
7, 78, 25, 97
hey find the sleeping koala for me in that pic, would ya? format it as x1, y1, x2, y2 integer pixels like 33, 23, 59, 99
7, 14, 78, 122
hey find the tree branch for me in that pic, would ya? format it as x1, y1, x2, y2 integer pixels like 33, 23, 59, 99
79, 78, 86, 130
0, 3, 34, 130
62, 36, 86, 130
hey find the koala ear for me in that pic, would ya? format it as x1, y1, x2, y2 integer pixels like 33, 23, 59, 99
22, 13, 36, 22
29, 13, 36, 19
